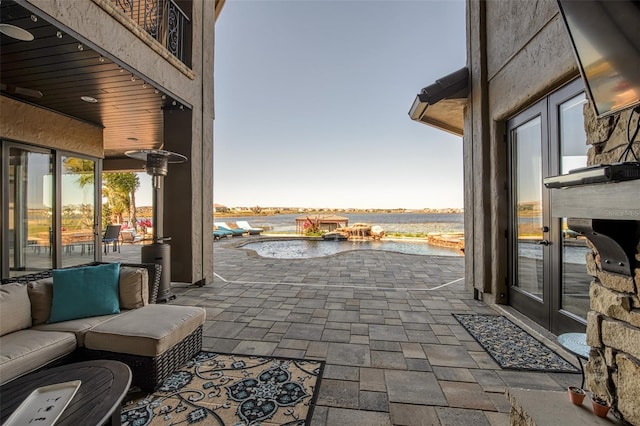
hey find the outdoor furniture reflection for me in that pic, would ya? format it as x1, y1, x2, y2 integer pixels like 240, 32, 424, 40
102, 225, 121, 254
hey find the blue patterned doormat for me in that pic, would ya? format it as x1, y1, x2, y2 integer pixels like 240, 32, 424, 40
453, 314, 579, 373
121, 351, 324, 425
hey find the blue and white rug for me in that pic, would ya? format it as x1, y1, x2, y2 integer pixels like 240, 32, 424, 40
453, 314, 579, 373
121, 351, 324, 425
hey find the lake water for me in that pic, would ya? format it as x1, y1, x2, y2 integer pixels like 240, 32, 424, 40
216, 212, 464, 234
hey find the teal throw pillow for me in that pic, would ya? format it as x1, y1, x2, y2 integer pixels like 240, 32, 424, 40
48, 263, 121, 323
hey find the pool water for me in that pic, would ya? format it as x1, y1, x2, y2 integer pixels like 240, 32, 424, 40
241, 239, 462, 259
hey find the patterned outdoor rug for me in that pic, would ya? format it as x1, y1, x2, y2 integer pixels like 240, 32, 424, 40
121, 351, 324, 426
452, 314, 579, 373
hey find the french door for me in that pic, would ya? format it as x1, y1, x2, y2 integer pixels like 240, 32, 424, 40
508, 80, 591, 334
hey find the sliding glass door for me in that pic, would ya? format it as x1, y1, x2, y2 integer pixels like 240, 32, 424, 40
1, 141, 100, 277
3, 145, 54, 275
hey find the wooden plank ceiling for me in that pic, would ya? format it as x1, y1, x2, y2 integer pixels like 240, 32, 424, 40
0, 0, 179, 158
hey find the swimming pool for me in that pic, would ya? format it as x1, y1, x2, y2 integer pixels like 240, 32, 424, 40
241, 239, 463, 259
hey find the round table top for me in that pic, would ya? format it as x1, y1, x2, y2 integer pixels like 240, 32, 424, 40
558, 332, 590, 359
0, 360, 131, 426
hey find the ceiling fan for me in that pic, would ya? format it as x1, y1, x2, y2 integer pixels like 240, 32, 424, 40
0, 83, 43, 98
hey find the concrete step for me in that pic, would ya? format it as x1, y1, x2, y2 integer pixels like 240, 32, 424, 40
507, 388, 622, 425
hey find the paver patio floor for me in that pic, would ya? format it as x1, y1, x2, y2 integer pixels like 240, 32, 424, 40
114, 238, 580, 425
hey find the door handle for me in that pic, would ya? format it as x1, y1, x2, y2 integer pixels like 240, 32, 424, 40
538, 239, 551, 246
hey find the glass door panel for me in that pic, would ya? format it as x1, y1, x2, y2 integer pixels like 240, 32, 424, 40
513, 116, 544, 299
7, 147, 53, 276
60, 156, 96, 267
558, 93, 591, 323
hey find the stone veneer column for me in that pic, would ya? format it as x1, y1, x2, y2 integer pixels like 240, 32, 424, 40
583, 106, 640, 425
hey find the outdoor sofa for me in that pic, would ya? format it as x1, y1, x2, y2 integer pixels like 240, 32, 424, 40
0, 262, 205, 392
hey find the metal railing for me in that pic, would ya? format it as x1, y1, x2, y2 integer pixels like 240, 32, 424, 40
114, 0, 190, 65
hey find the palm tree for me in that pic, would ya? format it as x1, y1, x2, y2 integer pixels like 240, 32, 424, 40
103, 173, 140, 225
62, 158, 140, 226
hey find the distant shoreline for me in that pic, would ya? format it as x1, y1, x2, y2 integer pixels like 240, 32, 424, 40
213, 208, 463, 217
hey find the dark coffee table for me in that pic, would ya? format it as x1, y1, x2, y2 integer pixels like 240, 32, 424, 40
1, 360, 131, 426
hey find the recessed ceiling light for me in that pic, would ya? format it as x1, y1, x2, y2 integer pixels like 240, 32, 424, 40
30, 15, 38, 22
81, 96, 98, 103
56, 30, 63, 39
77, 44, 84, 51
0, 24, 35, 41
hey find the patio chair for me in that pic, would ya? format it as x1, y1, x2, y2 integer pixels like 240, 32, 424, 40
214, 222, 245, 237
214, 227, 231, 240
236, 220, 264, 235
102, 224, 121, 254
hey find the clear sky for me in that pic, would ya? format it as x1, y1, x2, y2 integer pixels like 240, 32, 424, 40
212, 0, 466, 210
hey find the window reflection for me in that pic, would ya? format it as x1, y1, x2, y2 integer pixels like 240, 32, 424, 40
559, 93, 590, 320
60, 156, 96, 267
8, 148, 53, 276
513, 116, 544, 299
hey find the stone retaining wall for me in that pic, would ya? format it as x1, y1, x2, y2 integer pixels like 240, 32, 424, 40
583, 106, 640, 425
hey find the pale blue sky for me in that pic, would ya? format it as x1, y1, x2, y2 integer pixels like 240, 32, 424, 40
212, 0, 466, 209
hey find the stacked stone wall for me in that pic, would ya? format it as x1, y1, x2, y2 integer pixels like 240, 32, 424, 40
583, 105, 640, 425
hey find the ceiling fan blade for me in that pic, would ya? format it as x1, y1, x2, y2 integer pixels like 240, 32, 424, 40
0, 83, 43, 98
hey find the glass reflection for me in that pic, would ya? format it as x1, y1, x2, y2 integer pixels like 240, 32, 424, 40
8, 148, 53, 276
513, 116, 543, 299
559, 93, 590, 320
60, 156, 96, 267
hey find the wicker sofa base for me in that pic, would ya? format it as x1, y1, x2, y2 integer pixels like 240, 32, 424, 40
77, 325, 203, 392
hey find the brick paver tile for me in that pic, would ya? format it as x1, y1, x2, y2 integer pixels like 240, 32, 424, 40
326, 343, 371, 367
326, 407, 391, 426
204, 321, 246, 338
323, 364, 359, 381
232, 340, 277, 356
389, 403, 441, 426
470, 369, 506, 393
422, 344, 478, 368
359, 391, 389, 412
371, 351, 408, 369
440, 381, 497, 411
385, 370, 447, 405
321, 329, 351, 343
370, 325, 408, 341
435, 407, 491, 426
401, 342, 427, 359
360, 367, 386, 392
306, 341, 329, 359
284, 323, 324, 340
317, 379, 359, 408
432, 366, 476, 382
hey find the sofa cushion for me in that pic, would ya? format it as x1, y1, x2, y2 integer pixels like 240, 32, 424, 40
119, 266, 149, 309
33, 313, 121, 346
0, 283, 32, 336
84, 305, 205, 357
27, 278, 53, 326
49, 263, 121, 323
0, 329, 76, 385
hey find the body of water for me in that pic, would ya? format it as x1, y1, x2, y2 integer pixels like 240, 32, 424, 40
216, 212, 464, 235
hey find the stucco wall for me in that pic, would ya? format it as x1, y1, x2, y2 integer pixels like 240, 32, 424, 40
0, 95, 103, 157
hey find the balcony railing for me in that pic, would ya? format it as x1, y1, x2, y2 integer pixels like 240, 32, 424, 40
114, 0, 190, 65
